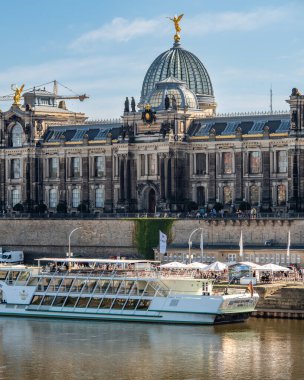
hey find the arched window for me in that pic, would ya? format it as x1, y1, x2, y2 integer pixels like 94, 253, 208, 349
12, 124, 23, 147
49, 189, 57, 208
197, 186, 205, 206
249, 185, 259, 206
72, 188, 80, 208
223, 186, 232, 204
277, 185, 286, 205
11, 189, 21, 206
95, 188, 105, 208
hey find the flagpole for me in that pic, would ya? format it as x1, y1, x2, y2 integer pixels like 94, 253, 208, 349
239, 230, 243, 259
200, 231, 204, 262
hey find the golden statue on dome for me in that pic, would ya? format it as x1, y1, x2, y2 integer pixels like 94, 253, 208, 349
13, 84, 25, 106
167, 14, 184, 43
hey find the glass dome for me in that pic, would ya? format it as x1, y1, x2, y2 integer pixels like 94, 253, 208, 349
140, 43, 214, 107
146, 76, 199, 111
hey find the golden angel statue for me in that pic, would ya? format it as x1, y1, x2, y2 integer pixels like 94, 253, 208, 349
13, 84, 25, 105
167, 14, 184, 42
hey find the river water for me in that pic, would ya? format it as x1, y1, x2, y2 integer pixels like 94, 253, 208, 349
0, 317, 303, 380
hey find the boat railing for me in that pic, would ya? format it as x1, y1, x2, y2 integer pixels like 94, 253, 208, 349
39, 268, 208, 282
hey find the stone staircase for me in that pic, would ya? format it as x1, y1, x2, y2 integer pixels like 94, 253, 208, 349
252, 284, 304, 318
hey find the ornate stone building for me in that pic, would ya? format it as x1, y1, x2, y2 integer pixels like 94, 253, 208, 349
0, 38, 303, 214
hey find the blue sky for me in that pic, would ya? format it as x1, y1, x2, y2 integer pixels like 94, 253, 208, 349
0, 0, 304, 118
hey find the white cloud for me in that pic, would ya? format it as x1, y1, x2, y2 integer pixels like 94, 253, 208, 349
70, 17, 163, 50
70, 7, 289, 51
184, 7, 288, 35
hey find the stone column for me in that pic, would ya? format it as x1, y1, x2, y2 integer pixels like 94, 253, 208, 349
234, 151, 243, 203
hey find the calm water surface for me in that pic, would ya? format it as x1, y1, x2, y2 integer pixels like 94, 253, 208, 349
0, 317, 303, 380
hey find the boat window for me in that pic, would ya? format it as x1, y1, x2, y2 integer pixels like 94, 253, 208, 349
41, 296, 55, 306
99, 298, 113, 309
82, 280, 96, 293
111, 298, 126, 309
108, 280, 121, 294
145, 284, 157, 296
87, 297, 101, 308
11, 271, 20, 281
117, 281, 134, 295
37, 277, 51, 291
30, 295, 43, 305
0, 271, 8, 280
75, 297, 90, 308
123, 299, 137, 310
63, 297, 77, 307
136, 300, 151, 311
70, 279, 85, 292
27, 277, 39, 286
47, 278, 62, 292
53, 296, 66, 307
93, 280, 104, 293
59, 278, 73, 292
15, 271, 30, 285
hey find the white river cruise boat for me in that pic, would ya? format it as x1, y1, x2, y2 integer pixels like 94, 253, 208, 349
0, 258, 259, 325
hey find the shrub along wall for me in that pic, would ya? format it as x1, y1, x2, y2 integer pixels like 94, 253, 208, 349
133, 218, 174, 259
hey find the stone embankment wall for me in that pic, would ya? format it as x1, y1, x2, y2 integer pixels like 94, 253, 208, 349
0, 219, 135, 260
171, 219, 302, 246
1, 218, 304, 260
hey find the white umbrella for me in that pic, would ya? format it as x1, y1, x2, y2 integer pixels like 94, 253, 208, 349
186, 262, 208, 269
259, 263, 291, 272
204, 261, 227, 271
160, 262, 187, 269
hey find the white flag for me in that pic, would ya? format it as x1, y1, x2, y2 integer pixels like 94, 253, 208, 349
159, 231, 167, 254
287, 230, 291, 257
239, 230, 243, 257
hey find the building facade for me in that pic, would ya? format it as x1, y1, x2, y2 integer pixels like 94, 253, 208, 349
0, 38, 304, 214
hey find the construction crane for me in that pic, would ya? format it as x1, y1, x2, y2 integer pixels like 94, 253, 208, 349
0, 80, 89, 102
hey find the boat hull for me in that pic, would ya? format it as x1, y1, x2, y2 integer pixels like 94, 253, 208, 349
0, 304, 252, 325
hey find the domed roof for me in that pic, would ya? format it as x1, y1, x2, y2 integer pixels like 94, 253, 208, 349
146, 76, 199, 111
140, 42, 214, 106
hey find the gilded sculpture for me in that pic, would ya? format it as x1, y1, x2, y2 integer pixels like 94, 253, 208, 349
167, 14, 184, 43
13, 84, 25, 105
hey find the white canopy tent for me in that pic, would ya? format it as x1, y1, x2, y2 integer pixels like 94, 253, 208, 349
160, 262, 187, 269
204, 261, 227, 271
259, 263, 291, 272
186, 262, 208, 269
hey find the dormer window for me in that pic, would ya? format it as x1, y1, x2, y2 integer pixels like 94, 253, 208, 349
12, 124, 23, 147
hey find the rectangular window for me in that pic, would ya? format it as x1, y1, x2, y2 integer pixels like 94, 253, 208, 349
71, 157, 80, 177
11, 159, 21, 179
49, 158, 58, 178
94, 156, 105, 177
49, 189, 57, 208
63, 297, 77, 308
41, 296, 55, 306
95, 188, 104, 208
249, 152, 261, 174
75, 297, 90, 308
11, 189, 21, 207
148, 154, 156, 175
140, 155, 145, 176
53, 296, 66, 307
222, 152, 233, 174
196, 153, 206, 175
277, 151, 287, 173
87, 297, 101, 308
72, 188, 80, 208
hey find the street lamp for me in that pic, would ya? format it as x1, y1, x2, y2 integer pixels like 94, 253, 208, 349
188, 227, 204, 264
67, 227, 82, 259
